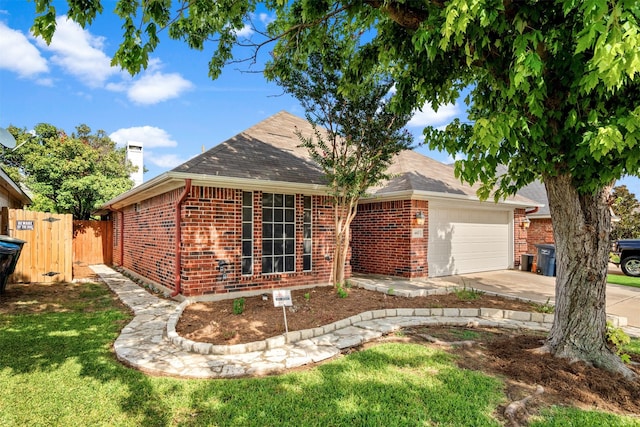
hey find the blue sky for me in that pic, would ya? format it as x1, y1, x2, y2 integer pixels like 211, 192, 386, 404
1, 1, 639, 198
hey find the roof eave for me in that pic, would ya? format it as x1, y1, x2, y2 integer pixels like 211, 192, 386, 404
99, 171, 331, 211
361, 189, 541, 208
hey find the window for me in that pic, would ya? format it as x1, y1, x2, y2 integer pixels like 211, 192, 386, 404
262, 193, 295, 273
303, 196, 312, 271
241, 191, 253, 275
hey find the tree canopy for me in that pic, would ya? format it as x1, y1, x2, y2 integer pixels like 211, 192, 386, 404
3, 124, 134, 220
269, 29, 413, 285
611, 185, 640, 240
30, 0, 640, 377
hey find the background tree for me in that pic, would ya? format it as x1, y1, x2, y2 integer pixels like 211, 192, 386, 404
3, 124, 134, 220
611, 185, 640, 241
32, 1, 640, 377
267, 29, 413, 286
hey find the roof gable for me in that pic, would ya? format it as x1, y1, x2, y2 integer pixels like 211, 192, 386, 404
173, 111, 326, 185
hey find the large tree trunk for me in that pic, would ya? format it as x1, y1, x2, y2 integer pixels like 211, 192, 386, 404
543, 173, 635, 379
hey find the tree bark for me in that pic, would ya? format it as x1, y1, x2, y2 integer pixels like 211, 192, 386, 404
543, 173, 635, 379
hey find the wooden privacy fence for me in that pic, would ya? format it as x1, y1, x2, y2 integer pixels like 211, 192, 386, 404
4, 208, 73, 283
1, 208, 113, 283
73, 220, 113, 266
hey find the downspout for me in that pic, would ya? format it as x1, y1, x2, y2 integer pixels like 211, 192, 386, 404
172, 179, 192, 297
525, 207, 540, 215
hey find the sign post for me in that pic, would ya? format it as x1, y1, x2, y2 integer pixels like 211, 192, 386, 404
272, 289, 293, 334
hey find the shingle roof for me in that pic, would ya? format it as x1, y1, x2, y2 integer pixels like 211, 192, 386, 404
167, 111, 535, 206
172, 111, 326, 185
516, 180, 550, 216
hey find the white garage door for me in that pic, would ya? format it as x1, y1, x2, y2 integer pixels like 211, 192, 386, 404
428, 206, 511, 277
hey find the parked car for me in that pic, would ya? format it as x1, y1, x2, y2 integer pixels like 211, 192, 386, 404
611, 239, 640, 277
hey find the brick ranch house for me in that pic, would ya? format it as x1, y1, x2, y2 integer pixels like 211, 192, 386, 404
100, 111, 538, 299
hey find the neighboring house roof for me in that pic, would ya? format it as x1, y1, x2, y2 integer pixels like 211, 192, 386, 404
516, 180, 550, 217
101, 111, 538, 210
0, 167, 31, 207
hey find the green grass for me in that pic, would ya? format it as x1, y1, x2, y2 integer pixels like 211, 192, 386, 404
0, 282, 638, 426
607, 274, 640, 288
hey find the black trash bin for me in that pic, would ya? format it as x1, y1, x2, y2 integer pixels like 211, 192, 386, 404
0, 235, 26, 275
520, 254, 534, 271
536, 244, 556, 277
0, 244, 18, 293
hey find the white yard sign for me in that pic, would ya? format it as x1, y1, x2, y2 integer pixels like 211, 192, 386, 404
273, 289, 293, 333
272, 289, 293, 307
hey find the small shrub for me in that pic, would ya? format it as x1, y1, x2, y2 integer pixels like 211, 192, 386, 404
232, 298, 245, 315
336, 284, 348, 298
304, 292, 311, 302
454, 285, 483, 301
533, 298, 555, 314
388, 288, 396, 296
607, 321, 631, 363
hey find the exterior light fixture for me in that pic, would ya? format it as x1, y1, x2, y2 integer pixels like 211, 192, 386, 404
415, 211, 425, 225
522, 217, 531, 229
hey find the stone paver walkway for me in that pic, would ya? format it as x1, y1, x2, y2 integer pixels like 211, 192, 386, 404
90, 265, 632, 379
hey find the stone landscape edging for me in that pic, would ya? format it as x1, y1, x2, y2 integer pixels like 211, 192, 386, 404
166, 300, 558, 356
166, 283, 630, 356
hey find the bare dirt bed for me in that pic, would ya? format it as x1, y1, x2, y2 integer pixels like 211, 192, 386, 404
2, 276, 639, 422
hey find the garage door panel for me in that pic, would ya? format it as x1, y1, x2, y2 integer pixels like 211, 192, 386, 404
428, 207, 510, 277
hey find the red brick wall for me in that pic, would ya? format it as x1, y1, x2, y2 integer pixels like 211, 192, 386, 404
350, 199, 428, 278
527, 217, 554, 263
114, 189, 180, 288
514, 208, 528, 267
113, 186, 337, 297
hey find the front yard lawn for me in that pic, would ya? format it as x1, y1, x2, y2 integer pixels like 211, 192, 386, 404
1, 281, 639, 426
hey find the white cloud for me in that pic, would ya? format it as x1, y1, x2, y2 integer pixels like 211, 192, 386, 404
109, 126, 178, 149
259, 13, 274, 25
234, 24, 254, 38
408, 103, 463, 128
145, 152, 188, 169
35, 16, 118, 87
0, 22, 48, 77
127, 69, 193, 105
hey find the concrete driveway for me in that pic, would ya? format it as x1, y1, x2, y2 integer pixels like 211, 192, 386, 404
431, 267, 640, 327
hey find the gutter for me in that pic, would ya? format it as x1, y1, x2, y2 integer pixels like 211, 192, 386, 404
525, 207, 540, 215
171, 179, 192, 297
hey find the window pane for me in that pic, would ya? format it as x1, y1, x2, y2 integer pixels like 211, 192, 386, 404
285, 224, 294, 238
303, 255, 311, 271
243, 191, 252, 206
262, 257, 272, 274
262, 223, 272, 238
242, 207, 252, 222
263, 208, 273, 222
274, 194, 283, 207
262, 240, 273, 255
274, 224, 283, 238
285, 209, 294, 222
304, 196, 311, 209
263, 193, 273, 207
242, 258, 252, 275
285, 195, 295, 208
242, 241, 252, 257
274, 239, 284, 255
274, 256, 283, 272
304, 224, 311, 239
285, 239, 294, 254
285, 256, 295, 272
303, 240, 311, 254
242, 223, 252, 237
274, 208, 283, 222
304, 210, 311, 223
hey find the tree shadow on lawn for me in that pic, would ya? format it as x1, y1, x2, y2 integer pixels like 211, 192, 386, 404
183, 343, 504, 426
0, 310, 173, 426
